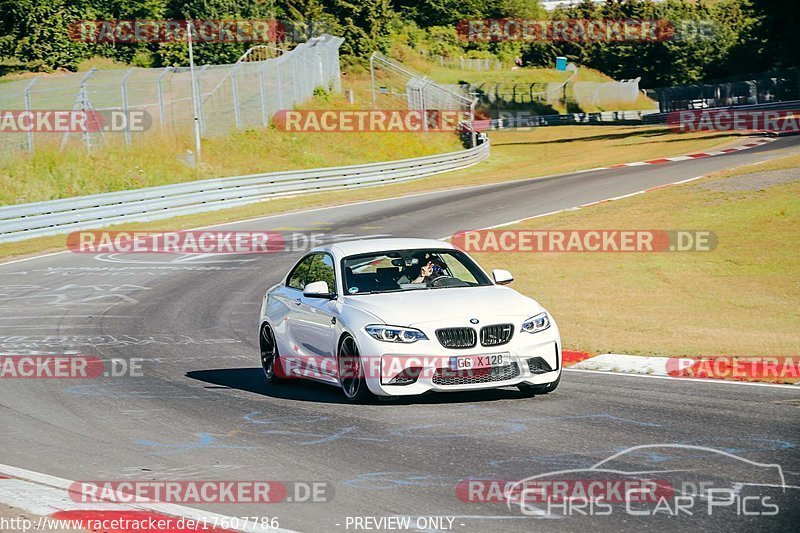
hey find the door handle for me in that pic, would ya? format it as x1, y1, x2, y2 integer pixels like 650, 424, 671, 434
294, 298, 302, 305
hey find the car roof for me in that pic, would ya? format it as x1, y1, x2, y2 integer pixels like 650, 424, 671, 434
316, 238, 456, 258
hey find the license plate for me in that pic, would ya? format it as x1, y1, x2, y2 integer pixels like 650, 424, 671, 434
450, 353, 506, 371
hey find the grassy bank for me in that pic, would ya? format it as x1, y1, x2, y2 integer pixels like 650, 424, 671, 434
0, 115, 461, 205
470, 154, 800, 360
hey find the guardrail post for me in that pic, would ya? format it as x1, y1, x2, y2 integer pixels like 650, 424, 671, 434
23, 77, 39, 153
121, 68, 135, 146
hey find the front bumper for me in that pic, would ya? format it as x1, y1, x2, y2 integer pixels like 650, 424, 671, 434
353, 324, 561, 396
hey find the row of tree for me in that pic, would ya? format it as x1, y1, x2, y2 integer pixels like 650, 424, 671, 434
0, 0, 795, 88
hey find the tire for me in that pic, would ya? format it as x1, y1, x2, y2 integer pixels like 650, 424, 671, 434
337, 335, 374, 403
259, 323, 284, 383
518, 374, 560, 397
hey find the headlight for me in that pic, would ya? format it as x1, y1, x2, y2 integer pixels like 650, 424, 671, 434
365, 325, 428, 343
521, 312, 550, 334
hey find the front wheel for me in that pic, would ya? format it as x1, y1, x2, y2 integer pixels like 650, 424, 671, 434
260, 323, 284, 383
518, 374, 560, 397
338, 335, 374, 403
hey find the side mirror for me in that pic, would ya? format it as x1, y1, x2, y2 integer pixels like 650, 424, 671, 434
303, 281, 335, 299
492, 269, 514, 285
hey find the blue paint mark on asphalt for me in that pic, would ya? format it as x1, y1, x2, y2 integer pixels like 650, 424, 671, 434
137, 432, 257, 456
244, 410, 330, 425
389, 419, 528, 438
507, 413, 662, 428
343, 472, 458, 490
243, 411, 386, 445
258, 427, 387, 445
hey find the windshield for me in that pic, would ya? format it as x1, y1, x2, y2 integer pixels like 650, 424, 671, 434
341, 248, 492, 295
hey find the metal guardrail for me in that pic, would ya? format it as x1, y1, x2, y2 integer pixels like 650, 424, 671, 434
0, 141, 490, 243
474, 110, 658, 130
474, 100, 800, 131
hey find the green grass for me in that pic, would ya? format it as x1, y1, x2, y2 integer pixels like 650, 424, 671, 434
0, 95, 462, 205
469, 154, 800, 361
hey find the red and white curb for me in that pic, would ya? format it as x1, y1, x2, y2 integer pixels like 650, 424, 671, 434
0, 463, 298, 533
574, 137, 776, 173
563, 351, 800, 388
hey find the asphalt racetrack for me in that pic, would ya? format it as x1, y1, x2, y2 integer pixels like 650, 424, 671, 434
1, 136, 799, 532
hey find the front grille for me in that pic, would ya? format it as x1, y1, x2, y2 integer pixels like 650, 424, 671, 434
436, 327, 477, 349
480, 324, 514, 346
432, 363, 520, 386
527, 357, 554, 374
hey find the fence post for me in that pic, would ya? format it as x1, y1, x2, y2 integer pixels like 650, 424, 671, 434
196, 65, 208, 136
23, 77, 39, 153
276, 61, 284, 111
469, 99, 477, 148
79, 68, 96, 153
317, 47, 325, 90
121, 68, 135, 146
259, 62, 270, 126
156, 67, 171, 133
291, 55, 300, 105
369, 53, 377, 108
231, 66, 242, 129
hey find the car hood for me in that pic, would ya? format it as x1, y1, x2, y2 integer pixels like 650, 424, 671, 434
342, 285, 544, 327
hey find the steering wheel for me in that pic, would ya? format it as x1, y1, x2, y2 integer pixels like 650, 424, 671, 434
430, 275, 460, 287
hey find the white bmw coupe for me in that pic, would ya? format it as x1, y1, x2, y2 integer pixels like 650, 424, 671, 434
259, 238, 561, 402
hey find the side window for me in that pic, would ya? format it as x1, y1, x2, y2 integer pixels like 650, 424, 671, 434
287, 255, 314, 290
306, 253, 336, 293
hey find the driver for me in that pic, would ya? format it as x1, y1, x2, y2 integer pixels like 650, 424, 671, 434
411, 258, 446, 284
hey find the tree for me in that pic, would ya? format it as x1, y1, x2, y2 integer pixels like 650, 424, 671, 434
323, 0, 394, 59
0, 0, 90, 71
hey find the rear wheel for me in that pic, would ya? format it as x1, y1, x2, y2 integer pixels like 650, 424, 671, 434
338, 335, 374, 403
260, 323, 283, 383
518, 374, 560, 397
